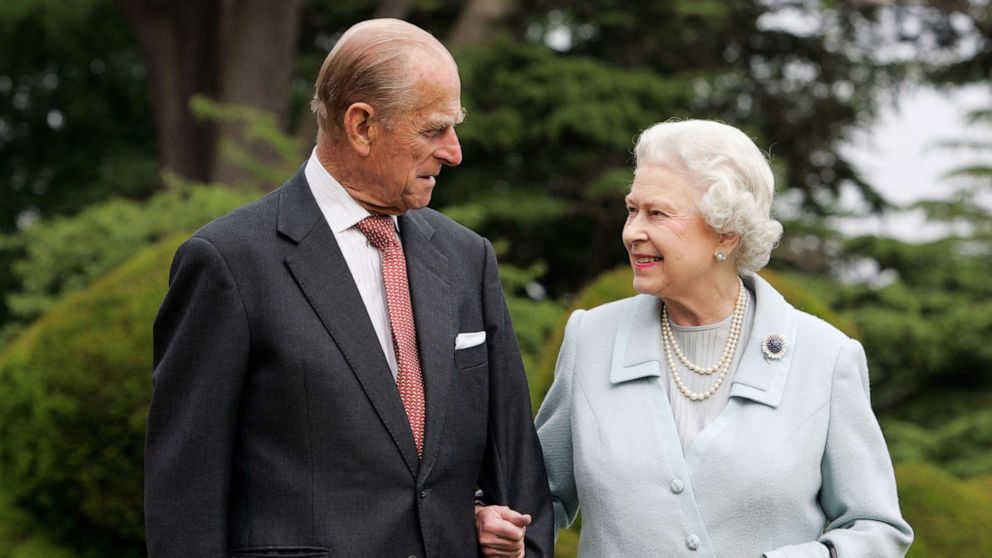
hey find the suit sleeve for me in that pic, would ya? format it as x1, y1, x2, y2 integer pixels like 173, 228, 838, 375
534, 310, 584, 534
763, 339, 914, 558
145, 237, 250, 557
475, 238, 555, 557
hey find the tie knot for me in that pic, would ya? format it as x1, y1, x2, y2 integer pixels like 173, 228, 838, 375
356, 214, 399, 251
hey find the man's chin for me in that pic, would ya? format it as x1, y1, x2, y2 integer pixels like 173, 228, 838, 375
404, 194, 434, 211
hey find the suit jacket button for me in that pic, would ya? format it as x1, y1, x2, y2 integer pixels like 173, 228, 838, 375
420, 489, 428, 498
686, 534, 701, 550
670, 479, 684, 494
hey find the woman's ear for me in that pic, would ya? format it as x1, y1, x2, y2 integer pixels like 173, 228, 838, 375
718, 232, 742, 255
342, 102, 376, 157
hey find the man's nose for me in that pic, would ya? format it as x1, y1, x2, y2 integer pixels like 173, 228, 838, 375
437, 128, 462, 167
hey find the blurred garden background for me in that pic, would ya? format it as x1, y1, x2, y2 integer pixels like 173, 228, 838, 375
0, 0, 990, 556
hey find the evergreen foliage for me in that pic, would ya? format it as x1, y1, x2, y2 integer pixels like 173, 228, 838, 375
810, 223, 992, 453
887, 408, 992, 478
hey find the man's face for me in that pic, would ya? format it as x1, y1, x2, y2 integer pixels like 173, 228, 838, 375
357, 57, 464, 214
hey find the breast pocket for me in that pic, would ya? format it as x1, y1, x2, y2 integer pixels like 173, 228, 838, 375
454, 341, 488, 370
231, 547, 329, 557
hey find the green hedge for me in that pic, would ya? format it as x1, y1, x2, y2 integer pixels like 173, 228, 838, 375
0, 234, 185, 556
898, 462, 992, 557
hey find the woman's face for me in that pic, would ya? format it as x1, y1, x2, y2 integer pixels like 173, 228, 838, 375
622, 165, 723, 302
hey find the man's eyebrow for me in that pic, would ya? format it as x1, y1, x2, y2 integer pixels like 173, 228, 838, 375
426, 108, 466, 129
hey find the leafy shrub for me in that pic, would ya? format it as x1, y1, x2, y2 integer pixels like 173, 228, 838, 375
0, 92, 294, 344
1, 182, 256, 328
0, 234, 186, 556
886, 408, 992, 478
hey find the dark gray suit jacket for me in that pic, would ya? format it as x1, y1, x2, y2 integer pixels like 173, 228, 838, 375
145, 168, 553, 557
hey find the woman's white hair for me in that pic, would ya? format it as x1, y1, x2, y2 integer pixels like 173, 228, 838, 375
634, 119, 783, 272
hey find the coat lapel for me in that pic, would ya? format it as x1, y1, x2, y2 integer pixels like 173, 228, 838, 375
607, 274, 798, 407
728, 272, 797, 408
278, 171, 420, 475
609, 294, 664, 384
399, 211, 454, 478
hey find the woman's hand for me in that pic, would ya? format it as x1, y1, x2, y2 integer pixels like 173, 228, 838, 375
475, 504, 532, 558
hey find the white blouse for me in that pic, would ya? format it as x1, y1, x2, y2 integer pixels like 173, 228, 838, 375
664, 287, 756, 453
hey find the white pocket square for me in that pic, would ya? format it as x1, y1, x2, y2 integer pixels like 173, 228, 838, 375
455, 331, 486, 350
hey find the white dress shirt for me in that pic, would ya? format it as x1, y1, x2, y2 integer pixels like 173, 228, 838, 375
305, 149, 399, 380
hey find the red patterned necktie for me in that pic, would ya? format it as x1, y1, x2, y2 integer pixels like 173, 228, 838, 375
356, 214, 426, 457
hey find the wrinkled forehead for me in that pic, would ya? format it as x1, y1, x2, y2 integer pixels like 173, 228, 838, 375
408, 63, 464, 122
627, 166, 701, 204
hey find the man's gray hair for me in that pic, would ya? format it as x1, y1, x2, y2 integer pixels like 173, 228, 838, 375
311, 19, 453, 139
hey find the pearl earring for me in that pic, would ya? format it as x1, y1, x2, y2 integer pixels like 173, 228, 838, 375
714, 251, 726, 262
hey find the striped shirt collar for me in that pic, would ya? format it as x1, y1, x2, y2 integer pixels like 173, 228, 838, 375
304, 148, 399, 234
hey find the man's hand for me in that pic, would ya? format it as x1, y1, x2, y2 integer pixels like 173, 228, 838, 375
475, 504, 533, 558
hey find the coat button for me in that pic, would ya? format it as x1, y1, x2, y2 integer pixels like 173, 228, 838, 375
670, 479, 684, 494
420, 489, 429, 498
686, 534, 700, 550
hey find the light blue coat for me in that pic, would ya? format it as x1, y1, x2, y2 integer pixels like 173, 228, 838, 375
536, 272, 913, 557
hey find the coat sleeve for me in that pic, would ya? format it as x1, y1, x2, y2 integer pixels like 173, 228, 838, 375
475, 238, 555, 557
145, 236, 250, 557
534, 309, 584, 534
763, 339, 914, 558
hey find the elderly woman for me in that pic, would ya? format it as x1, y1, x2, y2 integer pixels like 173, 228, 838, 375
477, 119, 912, 557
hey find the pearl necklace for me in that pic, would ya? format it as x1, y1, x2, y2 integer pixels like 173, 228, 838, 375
661, 276, 747, 402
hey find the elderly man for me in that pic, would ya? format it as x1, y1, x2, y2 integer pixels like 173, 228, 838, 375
145, 19, 552, 558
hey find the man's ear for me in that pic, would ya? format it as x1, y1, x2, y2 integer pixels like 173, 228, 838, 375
342, 102, 376, 156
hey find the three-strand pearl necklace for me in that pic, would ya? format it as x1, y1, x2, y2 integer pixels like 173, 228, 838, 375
661, 276, 747, 402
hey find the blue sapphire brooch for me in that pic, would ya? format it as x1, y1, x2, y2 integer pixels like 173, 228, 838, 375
761, 333, 787, 360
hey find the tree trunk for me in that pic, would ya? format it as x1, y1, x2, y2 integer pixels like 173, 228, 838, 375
119, 0, 222, 182
447, 0, 514, 46
374, 0, 415, 19
119, 0, 302, 189
212, 0, 304, 188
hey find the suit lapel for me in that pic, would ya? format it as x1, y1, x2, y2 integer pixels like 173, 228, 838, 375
278, 171, 420, 475
399, 211, 454, 478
